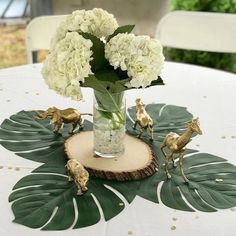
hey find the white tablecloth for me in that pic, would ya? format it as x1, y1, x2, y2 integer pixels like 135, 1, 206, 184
0, 62, 236, 236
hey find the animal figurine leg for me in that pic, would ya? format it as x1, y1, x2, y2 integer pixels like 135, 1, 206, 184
70, 124, 75, 134
179, 151, 189, 183
133, 120, 138, 129
78, 118, 84, 130
67, 170, 74, 182
70, 119, 84, 134
74, 179, 83, 195
164, 152, 174, 179
138, 127, 145, 138
148, 125, 154, 141
53, 121, 62, 133
70, 122, 78, 134
81, 184, 88, 192
51, 112, 63, 134
172, 156, 177, 167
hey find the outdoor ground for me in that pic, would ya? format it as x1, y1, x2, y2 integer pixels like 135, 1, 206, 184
0, 23, 48, 69
0, 24, 27, 68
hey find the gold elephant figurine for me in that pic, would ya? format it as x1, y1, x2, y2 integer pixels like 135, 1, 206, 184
35, 107, 92, 134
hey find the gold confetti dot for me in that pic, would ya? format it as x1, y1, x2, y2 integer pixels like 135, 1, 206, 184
128, 230, 133, 235
8, 166, 13, 170
0, 166, 3, 169
221, 136, 226, 139
171, 225, 176, 230
230, 208, 236, 211
196, 144, 200, 147
114, 159, 118, 161
231, 136, 235, 139
172, 217, 177, 221
15, 167, 20, 171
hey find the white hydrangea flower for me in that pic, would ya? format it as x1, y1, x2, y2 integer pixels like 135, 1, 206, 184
105, 33, 165, 88
42, 32, 93, 100
51, 8, 118, 48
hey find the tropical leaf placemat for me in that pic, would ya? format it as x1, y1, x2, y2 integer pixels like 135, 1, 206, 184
0, 104, 236, 230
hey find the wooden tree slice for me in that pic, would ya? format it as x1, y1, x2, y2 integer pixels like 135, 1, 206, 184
65, 131, 158, 181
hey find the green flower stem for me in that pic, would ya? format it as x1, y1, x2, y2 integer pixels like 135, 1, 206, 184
97, 110, 125, 130
94, 89, 125, 130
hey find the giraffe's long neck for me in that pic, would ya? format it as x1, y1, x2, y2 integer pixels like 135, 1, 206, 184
177, 128, 193, 149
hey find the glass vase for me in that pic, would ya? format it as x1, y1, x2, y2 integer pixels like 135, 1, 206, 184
93, 89, 126, 158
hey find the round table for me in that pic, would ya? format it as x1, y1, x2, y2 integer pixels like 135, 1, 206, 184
0, 62, 236, 236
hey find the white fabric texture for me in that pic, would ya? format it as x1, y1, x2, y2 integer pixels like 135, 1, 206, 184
0, 62, 236, 236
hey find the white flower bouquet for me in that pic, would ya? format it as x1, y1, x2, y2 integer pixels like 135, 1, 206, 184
42, 8, 165, 157
42, 8, 164, 100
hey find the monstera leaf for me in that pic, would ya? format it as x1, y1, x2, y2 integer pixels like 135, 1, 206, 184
9, 174, 139, 230
0, 111, 71, 164
127, 104, 236, 211
127, 104, 194, 142
1, 105, 236, 230
0, 110, 139, 230
137, 150, 236, 212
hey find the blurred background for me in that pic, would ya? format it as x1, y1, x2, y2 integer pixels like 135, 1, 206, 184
0, 0, 236, 73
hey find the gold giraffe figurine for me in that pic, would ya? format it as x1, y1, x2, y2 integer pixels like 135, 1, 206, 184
160, 118, 202, 183
133, 98, 154, 141
65, 159, 89, 195
35, 107, 92, 134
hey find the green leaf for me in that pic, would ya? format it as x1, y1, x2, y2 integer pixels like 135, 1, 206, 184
83, 74, 108, 93
0, 111, 92, 164
83, 75, 125, 112
160, 178, 194, 211
83, 72, 125, 93
149, 76, 165, 86
127, 103, 193, 146
107, 25, 135, 42
8, 174, 139, 230
116, 76, 164, 92
95, 70, 120, 82
127, 104, 236, 212
1, 105, 236, 230
80, 32, 107, 72
0, 110, 138, 230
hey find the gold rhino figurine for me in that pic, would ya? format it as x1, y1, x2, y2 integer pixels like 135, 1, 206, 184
35, 107, 92, 134
65, 159, 89, 195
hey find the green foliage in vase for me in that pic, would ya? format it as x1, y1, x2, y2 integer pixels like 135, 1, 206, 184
166, 0, 236, 73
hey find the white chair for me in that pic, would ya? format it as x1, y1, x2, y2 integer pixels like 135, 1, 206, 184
155, 11, 236, 53
26, 15, 67, 63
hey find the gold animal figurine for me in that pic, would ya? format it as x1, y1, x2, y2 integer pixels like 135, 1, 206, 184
35, 107, 92, 134
160, 118, 202, 183
65, 159, 89, 195
133, 98, 154, 141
